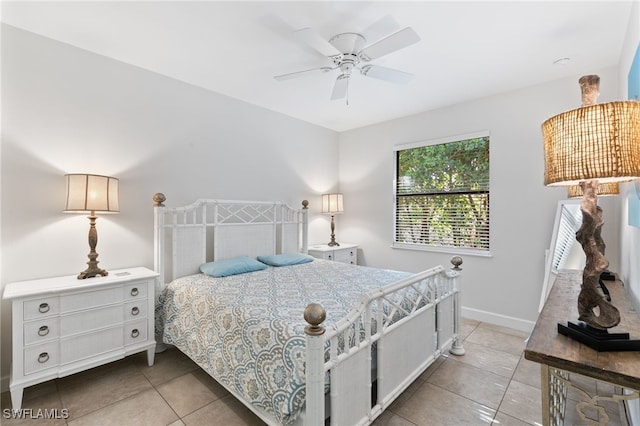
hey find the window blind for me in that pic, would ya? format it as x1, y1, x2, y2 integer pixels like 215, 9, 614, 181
552, 205, 582, 270
394, 136, 490, 252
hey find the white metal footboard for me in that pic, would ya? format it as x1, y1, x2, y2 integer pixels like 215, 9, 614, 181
303, 256, 464, 426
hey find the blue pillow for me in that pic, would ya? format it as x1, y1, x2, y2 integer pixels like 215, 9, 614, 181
257, 253, 314, 267
200, 256, 267, 277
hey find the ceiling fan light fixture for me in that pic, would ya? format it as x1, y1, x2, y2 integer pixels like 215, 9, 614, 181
340, 62, 354, 75
275, 19, 421, 101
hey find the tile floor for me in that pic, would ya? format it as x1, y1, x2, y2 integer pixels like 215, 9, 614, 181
1, 319, 626, 425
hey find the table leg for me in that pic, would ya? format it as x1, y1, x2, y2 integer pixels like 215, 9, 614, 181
147, 346, 156, 366
10, 386, 24, 411
540, 364, 568, 425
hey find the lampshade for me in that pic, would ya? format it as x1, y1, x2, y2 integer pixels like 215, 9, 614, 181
64, 174, 119, 213
567, 182, 619, 199
321, 193, 344, 214
542, 101, 640, 186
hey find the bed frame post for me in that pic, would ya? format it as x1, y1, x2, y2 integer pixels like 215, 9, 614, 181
153, 193, 168, 353
301, 200, 309, 254
304, 302, 326, 426
153, 193, 166, 287
449, 256, 466, 356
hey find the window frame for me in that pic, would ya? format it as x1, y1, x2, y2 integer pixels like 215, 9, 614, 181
392, 131, 492, 257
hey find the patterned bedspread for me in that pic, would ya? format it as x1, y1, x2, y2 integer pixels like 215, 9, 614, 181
156, 259, 410, 424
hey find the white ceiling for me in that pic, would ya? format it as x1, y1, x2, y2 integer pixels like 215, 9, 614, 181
1, 1, 635, 132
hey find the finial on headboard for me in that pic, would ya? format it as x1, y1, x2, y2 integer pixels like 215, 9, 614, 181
153, 193, 166, 207
302, 200, 309, 209
450, 256, 463, 271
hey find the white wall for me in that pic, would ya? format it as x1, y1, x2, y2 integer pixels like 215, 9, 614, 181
338, 67, 621, 332
618, 1, 640, 307
0, 25, 339, 389
616, 1, 640, 423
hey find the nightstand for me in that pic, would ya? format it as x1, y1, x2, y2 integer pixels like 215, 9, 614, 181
3, 267, 159, 410
308, 243, 359, 265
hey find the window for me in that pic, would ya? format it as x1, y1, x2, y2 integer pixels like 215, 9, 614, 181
394, 133, 490, 254
551, 202, 582, 271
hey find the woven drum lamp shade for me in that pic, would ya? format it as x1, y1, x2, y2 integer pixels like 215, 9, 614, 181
567, 182, 619, 198
542, 101, 640, 186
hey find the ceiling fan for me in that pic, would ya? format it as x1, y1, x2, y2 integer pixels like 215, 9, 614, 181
274, 21, 421, 102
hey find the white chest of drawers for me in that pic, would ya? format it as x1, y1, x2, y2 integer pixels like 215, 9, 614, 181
308, 243, 359, 264
3, 267, 159, 410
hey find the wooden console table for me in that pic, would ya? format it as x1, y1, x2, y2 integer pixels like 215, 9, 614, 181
525, 270, 640, 425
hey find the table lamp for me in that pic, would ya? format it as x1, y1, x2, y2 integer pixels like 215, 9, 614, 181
542, 75, 640, 350
321, 193, 344, 246
64, 174, 119, 279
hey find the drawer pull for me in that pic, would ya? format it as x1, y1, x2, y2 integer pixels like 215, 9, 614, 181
38, 352, 50, 363
131, 329, 140, 338
130, 288, 139, 297
38, 303, 50, 313
38, 325, 50, 336
131, 307, 140, 316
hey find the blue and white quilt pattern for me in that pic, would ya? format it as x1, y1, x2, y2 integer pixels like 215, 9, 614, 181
156, 259, 410, 424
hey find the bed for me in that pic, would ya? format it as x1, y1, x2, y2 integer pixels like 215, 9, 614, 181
153, 194, 465, 425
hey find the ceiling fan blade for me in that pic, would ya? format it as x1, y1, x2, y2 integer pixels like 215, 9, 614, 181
360, 65, 413, 84
274, 67, 334, 81
359, 27, 420, 61
294, 27, 342, 58
331, 74, 350, 100
361, 15, 401, 44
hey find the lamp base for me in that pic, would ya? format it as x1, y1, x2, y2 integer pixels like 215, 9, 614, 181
78, 213, 109, 279
558, 321, 640, 351
327, 214, 340, 247
78, 264, 108, 279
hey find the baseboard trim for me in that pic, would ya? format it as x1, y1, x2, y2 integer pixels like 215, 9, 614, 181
463, 307, 535, 334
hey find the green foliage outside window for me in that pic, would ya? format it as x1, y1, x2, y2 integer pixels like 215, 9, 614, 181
395, 136, 490, 251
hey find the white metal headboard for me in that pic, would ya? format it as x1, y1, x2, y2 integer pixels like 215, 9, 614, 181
153, 193, 309, 286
